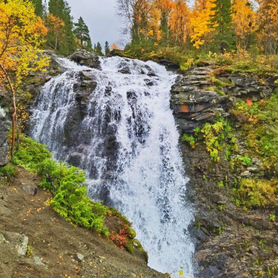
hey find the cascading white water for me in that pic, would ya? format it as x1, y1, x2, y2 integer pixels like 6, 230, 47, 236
30, 56, 195, 277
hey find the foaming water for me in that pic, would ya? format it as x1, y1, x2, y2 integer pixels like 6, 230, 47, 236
31, 56, 194, 276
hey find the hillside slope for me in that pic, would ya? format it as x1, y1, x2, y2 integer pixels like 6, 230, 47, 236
0, 168, 168, 278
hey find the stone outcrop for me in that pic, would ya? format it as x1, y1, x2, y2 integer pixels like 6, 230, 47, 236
69, 49, 100, 69
0, 94, 11, 166
171, 66, 229, 133
171, 67, 277, 134
217, 73, 276, 100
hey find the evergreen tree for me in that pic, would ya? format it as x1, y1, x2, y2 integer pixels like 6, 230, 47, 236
212, 0, 236, 51
94, 42, 103, 56
104, 41, 110, 56
48, 0, 76, 55
74, 17, 92, 50
31, 0, 43, 17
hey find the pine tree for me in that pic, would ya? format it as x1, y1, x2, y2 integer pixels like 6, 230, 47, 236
48, 0, 76, 55
104, 41, 110, 56
94, 42, 103, 56
74, 17, 92, 50
212, 0, 236, 51
31, 0, 44, 17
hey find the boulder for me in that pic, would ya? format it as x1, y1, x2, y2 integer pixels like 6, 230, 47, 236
69, 49, 100, 69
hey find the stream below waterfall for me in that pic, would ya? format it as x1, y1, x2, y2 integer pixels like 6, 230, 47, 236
30, 56, 195, 277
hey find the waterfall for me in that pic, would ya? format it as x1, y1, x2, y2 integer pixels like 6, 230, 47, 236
30, 56, 195, 277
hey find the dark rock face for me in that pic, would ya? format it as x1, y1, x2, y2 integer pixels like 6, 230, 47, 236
0, 94, 11, 166
171, 67, 276, 134
218, 73, 275, 100
171, 66, 278, 278
171, 67, 229, 134
69, 50, 100, 69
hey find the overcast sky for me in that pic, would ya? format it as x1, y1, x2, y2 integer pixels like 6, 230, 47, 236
67, 0, 127, 48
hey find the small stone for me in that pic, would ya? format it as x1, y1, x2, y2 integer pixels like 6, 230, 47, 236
76, 253, 85, 262
16, 234, 29, 256
34, 256, 46, 266
0, 233, 8, 244
22, 185, 38, 196
241, 171, 251, 177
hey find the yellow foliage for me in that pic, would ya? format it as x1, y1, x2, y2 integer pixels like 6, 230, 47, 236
236, 179, 277, 208
0, 0, 49, 89
190, 0, 217, 49
232, 0, 257, 49
256, 0, 278, 54
169, 0, 191, 45
0, 0, 50, 156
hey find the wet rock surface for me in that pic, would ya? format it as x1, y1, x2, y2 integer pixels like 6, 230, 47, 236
69, 49, 100, 69
0, 94, 11, 166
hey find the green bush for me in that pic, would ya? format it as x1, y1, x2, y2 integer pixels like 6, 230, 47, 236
182, 134, 197, 148
0, 164, 17, 180
201, 119, 239, 162
14, 135, 109, 236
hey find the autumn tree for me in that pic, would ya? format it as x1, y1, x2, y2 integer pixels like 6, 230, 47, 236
191, 0, 217, 49
132, 0, 150, 42
74, 17, 92, 50
232, 0, 257, 50
169, 0, 191, 46
256, 0, 278, 54
0, 0, 49, 157
46, 14, 65, 50
48, 0, 76, 55
153, 0, 174, 43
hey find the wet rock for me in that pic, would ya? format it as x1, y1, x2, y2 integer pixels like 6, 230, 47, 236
118, 65, 131, 74
0, 95, 11, 166
69, 49, 100, 69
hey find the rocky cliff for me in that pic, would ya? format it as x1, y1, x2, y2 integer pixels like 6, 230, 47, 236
171, 66, 278, 278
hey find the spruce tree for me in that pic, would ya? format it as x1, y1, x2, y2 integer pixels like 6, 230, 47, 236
31, 0, 44, 17
74, 17, 92, 50
94, 42, 103, 56
48, 0, 76, 55
212, 0, 236, 52
104, 41, 110, 56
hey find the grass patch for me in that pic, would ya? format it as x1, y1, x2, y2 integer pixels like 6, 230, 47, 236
0, 164, 17, 182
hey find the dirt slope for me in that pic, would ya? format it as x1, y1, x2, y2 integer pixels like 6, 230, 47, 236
0, 168, 168, 278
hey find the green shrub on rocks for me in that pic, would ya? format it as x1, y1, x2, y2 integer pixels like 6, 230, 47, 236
0, 164, 17, 181
14, 136, 109, 236
234, 179, 277, 209
182, 118, 239, 162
